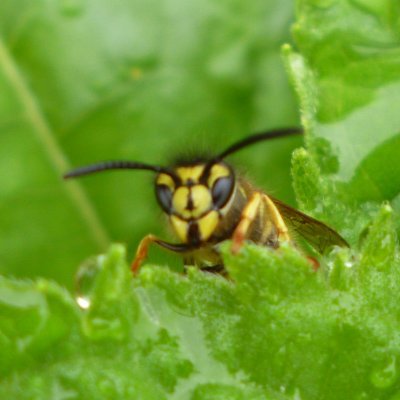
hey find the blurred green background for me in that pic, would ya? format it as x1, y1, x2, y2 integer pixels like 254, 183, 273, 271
0, 0, 301, 288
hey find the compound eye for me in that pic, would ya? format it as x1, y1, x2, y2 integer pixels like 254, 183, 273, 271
156, 185, 173, 214
211, 175, 234, 208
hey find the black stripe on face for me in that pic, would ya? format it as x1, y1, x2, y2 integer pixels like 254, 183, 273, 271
186, 190, 194, 211
188, 222, 201, 245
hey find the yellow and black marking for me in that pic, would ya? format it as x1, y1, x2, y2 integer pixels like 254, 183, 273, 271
156, 162, 234, 245
64, 126, 349, 274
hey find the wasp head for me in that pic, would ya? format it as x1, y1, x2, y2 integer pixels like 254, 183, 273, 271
155, 162, 235, 245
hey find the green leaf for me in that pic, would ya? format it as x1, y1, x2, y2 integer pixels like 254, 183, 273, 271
0, 275, 79, 376
2, 235, 400, 399
3, 0, 400, 399
0, 0, 299, 287
0, 245, 272, 399
284, 0, 400, 244
286, 0, 400, 216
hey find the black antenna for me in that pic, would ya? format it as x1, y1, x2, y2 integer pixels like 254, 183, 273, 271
63, 160, 166, 179
216, 127, 303, 160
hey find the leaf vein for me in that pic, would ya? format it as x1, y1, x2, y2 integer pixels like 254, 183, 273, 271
0, 37, 110, 249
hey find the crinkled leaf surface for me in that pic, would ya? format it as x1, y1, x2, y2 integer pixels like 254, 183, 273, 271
2, 0, 400, 399
0, 0, 299, 287
287, 0, 400, 223
1, 229, 400, 400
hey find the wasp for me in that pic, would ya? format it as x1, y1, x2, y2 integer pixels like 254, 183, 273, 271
64, 128, 349, 273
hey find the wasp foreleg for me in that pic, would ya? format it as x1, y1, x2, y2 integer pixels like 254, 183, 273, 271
131, 235, 194, 273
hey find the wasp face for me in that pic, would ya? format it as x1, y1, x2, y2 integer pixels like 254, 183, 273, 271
155, 162, 235, 245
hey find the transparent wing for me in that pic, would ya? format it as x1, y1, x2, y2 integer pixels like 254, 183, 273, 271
270, 197, 349, 254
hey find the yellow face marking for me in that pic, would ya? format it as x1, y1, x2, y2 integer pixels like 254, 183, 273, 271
156, 173, 175, 189
172, 187, 191, 218
207, 164, 230, 188
170, 215, 189, 243
197, 211, 219, 241
176, 166, 205, 184
172, 184, 212, 219
190, 185, 212, 218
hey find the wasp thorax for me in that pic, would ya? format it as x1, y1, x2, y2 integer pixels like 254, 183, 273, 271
155, 162, 235, 244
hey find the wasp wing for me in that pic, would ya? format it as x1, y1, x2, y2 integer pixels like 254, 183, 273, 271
270, 197, 349, 254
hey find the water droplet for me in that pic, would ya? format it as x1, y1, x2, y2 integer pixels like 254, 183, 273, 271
74, 256, 103, 309
370, 356, 397, 388
59, 0, 85, 17
76, 296, 90, 310
344, 260, 354, 268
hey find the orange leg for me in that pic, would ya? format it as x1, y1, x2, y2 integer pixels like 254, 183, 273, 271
231, 193, 262, 254
307, 256, 320, 271
131, 234, 193, 273
131, 234, 157, 273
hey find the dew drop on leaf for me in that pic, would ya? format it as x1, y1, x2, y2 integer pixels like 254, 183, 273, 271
76, 296, 90, 310
344, 260, 353, 268
74, 255, 104, 310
